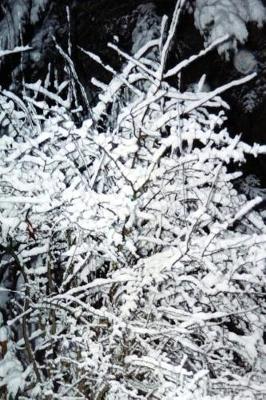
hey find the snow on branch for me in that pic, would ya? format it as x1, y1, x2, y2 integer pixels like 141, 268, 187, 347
164, 34, 230, 78
0, 45, 32, 58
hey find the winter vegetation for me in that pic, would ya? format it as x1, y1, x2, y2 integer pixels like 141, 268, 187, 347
1, 0, 266, 61
0, 1, 266, 399
194, 0, 266, 56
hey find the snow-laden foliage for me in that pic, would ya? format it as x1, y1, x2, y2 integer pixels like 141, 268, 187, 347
194, 0, 266, 56
231, 40, 266, 113
131, 3, 161, 55
0, 0, 49, 49
0, 2, 266, 399
233, 49, 258, 75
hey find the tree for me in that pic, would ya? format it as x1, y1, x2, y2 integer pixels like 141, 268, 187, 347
194, 0, 266, 56
0, 1, 265, 399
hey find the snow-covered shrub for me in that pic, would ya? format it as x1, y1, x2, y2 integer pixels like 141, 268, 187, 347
0, 1, 266, 398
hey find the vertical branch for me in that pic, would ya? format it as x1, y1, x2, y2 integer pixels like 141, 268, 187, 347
158, 0, 186, 78
22, 300, 42, 383
66, 6, 72, 58
0, 244, 42, 383
159, 15, 168, 55
54, 38, 92, 118
47, 255, 56, 335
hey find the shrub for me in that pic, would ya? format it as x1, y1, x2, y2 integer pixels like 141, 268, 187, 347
0, 2, 265, 398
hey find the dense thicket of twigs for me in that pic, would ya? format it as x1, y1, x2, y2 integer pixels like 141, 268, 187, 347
0, 1, 266, 399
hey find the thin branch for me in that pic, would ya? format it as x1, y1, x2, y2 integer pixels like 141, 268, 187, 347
158, 0, 186, 78
0, 45, 32, 58
185, 72, 256, 114
54, 38, 92, 118
164, 35, 230, 78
